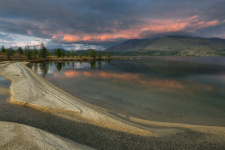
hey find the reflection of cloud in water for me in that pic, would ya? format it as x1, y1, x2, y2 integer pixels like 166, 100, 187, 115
140, 80, 184, 89
60, 70, 215, 92
191, 83, 213, 91
74, 62, 89, 69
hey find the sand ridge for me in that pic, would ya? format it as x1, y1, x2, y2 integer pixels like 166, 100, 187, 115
0, 121, 95, 150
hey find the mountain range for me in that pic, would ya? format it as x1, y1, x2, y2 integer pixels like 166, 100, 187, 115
105, 36, 225, 56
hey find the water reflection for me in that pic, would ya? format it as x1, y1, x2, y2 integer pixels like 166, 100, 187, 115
34, 63, 38, 73
55, 63, 62, 71
97, 61, 102, 71
106, 59, 111, 64
39, 63, 49, 78
29, 60, 108, 77
90, 61, 96, 69
27, 57, 225, 126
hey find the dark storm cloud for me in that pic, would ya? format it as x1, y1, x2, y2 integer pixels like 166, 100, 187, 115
0, 0, 224, 49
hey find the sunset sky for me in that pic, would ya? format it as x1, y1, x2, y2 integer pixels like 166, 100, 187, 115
0, 0, 225, 50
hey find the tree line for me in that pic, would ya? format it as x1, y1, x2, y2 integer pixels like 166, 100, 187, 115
54, 48, 110, 59
1, 43, 48, 60
1, 43, 110, 60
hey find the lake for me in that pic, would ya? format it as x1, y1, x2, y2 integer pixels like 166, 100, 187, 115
28, 56, 225, 127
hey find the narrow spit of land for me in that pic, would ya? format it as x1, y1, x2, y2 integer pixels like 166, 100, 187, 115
0, 61, 225, 150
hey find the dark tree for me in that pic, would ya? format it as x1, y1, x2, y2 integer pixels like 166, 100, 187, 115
62, 50, 65, 57
33, 45, 38, 59
66, 51, 71, 57
79, 53, 82, 58
55, 48, 62, 58
17, 47, 23, 55
89, 49, 96, 58
6, 47, 13, 60
24, 45, 32, 59
106, 53, 111, 58
71, 50, 75, 57
1, 45, 6, 53
97, 49, 102, 59
75, 52, 78, 57
38, 43, 48, 59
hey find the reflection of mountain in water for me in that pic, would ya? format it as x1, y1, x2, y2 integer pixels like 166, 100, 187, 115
110, 58, 225, 77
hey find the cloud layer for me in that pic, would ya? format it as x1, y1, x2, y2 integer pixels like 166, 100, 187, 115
0, 0, 225, 50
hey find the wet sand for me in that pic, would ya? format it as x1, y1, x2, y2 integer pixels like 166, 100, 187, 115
0, 62, 225, 149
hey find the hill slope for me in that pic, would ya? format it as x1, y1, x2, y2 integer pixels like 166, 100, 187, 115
105, 36, 225, 56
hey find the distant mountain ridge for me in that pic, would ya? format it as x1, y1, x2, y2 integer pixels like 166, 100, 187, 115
105, 36, 225, 56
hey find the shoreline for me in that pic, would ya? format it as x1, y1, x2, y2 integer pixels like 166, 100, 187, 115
0, 61, 225, 149
0, 62, 153, 136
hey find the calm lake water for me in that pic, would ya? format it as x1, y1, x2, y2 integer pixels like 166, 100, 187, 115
28, 57, 225, 126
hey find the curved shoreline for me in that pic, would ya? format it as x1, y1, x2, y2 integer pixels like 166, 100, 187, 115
0, 62, 153, 136
0, 61, 225, 149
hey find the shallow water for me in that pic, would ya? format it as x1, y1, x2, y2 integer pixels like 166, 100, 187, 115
28, 57, 225, 126
0, 75, 156, 150
0, 75, 11, 88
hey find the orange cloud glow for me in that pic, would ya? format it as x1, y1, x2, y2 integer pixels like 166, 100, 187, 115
49, 15, 221, 43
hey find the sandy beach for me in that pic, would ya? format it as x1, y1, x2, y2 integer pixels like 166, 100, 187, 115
0, 61, 225, 149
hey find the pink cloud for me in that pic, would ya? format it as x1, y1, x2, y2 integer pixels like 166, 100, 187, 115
195, 20, 219, 29
46, 15, 222, 43
27, 30, 32, 35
